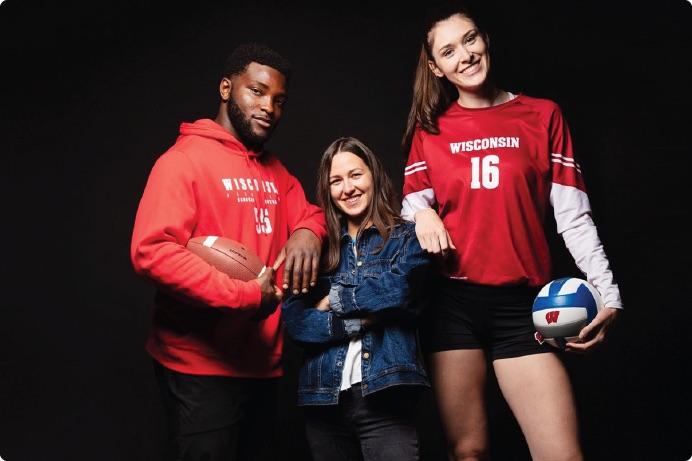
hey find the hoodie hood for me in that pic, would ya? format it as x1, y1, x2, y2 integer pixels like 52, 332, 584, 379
179, 119, 261, 157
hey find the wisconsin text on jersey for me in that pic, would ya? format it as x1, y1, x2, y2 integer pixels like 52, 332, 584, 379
450, 136, 520, 154
221, 177, 278, 193
221, 177, 280, 205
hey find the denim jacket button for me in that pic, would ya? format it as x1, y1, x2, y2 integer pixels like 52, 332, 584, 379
362, 352, 370, 359
357, 261, 363, 267
336, 361, 343, 366
351, 270, 355, 274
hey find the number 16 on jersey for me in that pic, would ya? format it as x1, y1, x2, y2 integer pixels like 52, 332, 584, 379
470, 155, 499, 189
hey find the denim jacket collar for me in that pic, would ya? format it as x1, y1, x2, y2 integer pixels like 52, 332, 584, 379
338, 222, 405, 242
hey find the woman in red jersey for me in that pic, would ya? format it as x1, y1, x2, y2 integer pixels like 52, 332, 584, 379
401, 3, 623, 460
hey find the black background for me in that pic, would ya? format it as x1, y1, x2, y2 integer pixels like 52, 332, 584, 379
1, 1, 691, 460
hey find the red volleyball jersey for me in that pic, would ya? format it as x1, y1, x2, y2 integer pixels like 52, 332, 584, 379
402, 95, 621, 308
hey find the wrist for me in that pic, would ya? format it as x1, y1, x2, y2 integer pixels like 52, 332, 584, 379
291, 227, 319, 241
413, 207, 434, 222
243, 279, 263, 310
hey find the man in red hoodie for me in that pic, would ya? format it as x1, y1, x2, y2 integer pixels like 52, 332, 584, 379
131, 43, 326, 460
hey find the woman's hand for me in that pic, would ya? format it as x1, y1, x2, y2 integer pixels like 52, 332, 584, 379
315, 295, 330, 312
315, 295, 375, 329
566, 307, 620, 353
414, 208, 456, 255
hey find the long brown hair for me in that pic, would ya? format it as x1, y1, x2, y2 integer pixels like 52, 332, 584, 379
402, 3, 486, 152
317, 137, 402, 272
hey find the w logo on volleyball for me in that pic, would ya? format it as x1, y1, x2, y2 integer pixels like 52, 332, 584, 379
545, 311, 560, 324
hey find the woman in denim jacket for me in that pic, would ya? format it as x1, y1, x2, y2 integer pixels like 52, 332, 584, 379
282, 137, 432, 461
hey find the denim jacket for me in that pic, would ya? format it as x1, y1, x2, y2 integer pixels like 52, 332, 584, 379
282, 221, 431, 405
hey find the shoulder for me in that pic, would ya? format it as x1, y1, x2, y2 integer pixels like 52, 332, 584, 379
155, 132, 218, 171
513, 94, 565, 131
515, 94, 559, 110
515, 94, 562, 118
390, 221, 423, 251
172, 131, 218, 156
412, 124, 432, 144
399, 220, 416, 235
386, 222, 429, 269
389, 220, 415, 237
151, 147, 193, 172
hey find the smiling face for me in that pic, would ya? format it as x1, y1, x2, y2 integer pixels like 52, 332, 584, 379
329, 151, 374, 235
427, 13, 490, 96
222, 61, 287, 148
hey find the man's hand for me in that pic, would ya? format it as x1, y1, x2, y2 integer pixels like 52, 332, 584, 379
273, 229, 321, 295
566, 307, 620, 353
414, 208, 456, 255
252, 267, 283, 321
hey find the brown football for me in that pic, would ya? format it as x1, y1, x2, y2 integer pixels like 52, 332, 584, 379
186, 236, 265, 282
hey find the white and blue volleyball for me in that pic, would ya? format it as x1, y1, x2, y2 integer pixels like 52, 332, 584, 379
532, 277, 604, 349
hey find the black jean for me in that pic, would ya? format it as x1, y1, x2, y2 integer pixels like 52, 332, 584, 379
153, 361, 277, 461
303, 384, 421, 461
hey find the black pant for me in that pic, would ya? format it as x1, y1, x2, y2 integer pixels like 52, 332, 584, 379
153, 361, 277, 461
303, 384, 420, 461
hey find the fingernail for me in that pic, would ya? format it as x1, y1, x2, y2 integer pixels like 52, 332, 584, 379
310, 282, 316, 286
293, 290, 299, 295
302, 288, 308, 293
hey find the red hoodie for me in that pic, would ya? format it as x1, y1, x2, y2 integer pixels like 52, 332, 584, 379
131, 119, 326, 377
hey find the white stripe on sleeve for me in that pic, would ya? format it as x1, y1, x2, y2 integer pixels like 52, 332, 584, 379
550, 183, 623, 309
401, 188, 436, 222
551, 153, 582, 173
405, 161, 426, 171
404, 166, 428, 176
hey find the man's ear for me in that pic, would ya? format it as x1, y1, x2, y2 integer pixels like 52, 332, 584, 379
219, 77, 232, 101
428, 60, 444, 78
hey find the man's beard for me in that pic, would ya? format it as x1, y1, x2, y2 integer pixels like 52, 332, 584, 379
227, 98, 274, 149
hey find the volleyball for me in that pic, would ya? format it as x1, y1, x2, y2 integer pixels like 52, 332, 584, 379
532, 277, 604, 349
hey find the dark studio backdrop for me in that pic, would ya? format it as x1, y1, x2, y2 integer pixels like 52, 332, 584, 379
1, 0, 690, 460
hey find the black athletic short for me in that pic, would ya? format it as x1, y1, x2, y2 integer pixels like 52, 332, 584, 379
422, 278, 552, 360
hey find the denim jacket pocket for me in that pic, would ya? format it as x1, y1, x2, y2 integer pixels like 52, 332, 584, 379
299, 350, 323, 389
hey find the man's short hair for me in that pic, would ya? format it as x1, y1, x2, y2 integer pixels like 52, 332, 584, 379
222, 43, 291, 82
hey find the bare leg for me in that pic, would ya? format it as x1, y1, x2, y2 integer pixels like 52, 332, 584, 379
493, 353, 582, 461
429, 349, 488, 461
